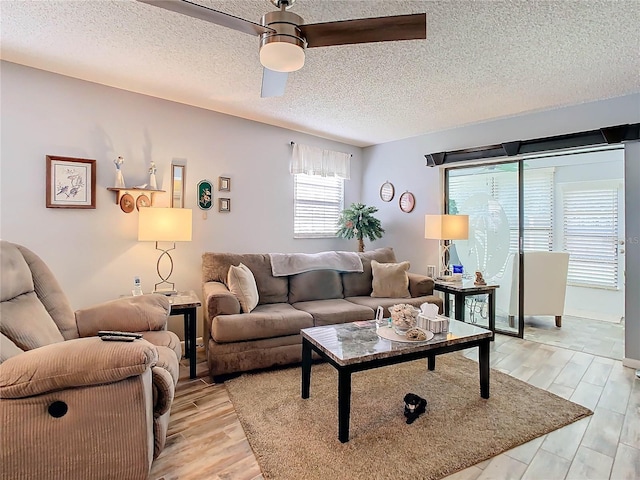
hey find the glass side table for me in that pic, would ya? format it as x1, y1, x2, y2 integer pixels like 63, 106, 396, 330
433, 280, 498, 339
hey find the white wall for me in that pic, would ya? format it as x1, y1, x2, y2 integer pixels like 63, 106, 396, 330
0, 61, 363, 337
362, 94, 640, 363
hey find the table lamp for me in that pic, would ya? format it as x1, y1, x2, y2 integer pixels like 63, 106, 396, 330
425, 214, 469, 277
138, 207, 192, 295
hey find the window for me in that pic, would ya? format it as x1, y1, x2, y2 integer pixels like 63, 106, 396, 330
561, 181, 621, 289
294, 174, 344, 238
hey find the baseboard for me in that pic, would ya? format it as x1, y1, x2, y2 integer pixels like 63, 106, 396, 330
564, 308, 623, 324
622, 357, 640, 369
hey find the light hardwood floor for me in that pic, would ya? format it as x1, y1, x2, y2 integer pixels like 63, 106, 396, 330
149, 335, 639, 480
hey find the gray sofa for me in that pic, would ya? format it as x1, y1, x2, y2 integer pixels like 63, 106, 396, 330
202, 247, 443, 378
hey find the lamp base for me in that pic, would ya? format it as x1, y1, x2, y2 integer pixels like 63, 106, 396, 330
153, 288, 177, 296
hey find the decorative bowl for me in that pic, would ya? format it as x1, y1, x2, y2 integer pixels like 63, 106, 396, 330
389, 304, 420, 336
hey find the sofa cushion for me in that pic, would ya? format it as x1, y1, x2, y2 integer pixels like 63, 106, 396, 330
288, 270, 343, 303
292, 299, 374, 326
211, 303, 314, 343
202, 253, 288, 304
371, 260, 410, 298
342, 247, 397, 297
346, 295, 444, 317
227, 263, 259, 313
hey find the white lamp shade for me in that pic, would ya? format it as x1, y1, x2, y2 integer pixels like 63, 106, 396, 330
138, 208, 192, 242
425, 214, 469, 240
260, 42, 305, 73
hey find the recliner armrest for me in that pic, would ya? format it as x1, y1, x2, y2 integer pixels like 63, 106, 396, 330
0, 337, 158, 399
75, 294, 170, 337
408, 272, 435, 297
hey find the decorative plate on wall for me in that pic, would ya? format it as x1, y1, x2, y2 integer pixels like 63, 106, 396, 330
136, 194, 151, 210
119, 193, 135, 213
399, 191, 416, 213
380, 181, 395, 202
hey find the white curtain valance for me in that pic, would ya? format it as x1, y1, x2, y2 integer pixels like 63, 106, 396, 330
290, 143, 351, 179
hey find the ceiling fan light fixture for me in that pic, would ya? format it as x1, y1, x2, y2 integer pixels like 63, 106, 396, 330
260, 41, 305, 72
259, 10, 306, 73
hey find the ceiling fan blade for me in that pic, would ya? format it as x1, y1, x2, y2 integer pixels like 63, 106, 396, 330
137, 0, 274, 36
300, 13, 426, 48
261, 68, 288, 98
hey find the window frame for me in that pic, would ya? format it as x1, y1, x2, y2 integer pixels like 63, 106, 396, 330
293, 173, 344, 239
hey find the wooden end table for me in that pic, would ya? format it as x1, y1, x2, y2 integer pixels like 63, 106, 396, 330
433, 280, 498, 338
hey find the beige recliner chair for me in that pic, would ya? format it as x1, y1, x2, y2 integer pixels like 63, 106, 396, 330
0, 240, 182, 480
496, 251, 570, 328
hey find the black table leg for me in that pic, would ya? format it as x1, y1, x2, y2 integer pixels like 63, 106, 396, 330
479, 340, 490, 399
301, 339, 312, 399
428, 354, 435, 371
443, 292, 451, 317
488, 291, 496, 341
187, 308, 197, 379
338, 368, 352, 443
454, 293, 465, 322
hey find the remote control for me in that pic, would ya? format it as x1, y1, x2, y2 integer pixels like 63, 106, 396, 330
98, 331, 143, 339
100, 335, 136, 342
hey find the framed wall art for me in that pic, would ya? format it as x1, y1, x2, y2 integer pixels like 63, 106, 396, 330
218, 176, 231, 192
197, 179, 213, 210
380, 181, 395, 202
218, 198, 231, 212
171, 163, 186, 208
46, 155, 96, 209
399, 191, 416, 213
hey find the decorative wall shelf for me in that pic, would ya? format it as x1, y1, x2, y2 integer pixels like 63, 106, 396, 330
107, 187, 165, 205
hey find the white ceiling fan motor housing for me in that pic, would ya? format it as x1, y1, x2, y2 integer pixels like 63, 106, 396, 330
259, 10, 306, 73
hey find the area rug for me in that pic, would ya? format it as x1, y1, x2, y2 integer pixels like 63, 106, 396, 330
225, 354, 592, 480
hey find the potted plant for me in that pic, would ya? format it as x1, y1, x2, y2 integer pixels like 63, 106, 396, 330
336, 203, 385, 252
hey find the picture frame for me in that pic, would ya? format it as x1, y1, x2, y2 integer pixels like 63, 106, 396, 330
218, 197, 231, 212
197, 179, 213, 210
218, 176, 231, 192
46, 155, 96, 209
399, 191, 416, 213
171, 163, 186, 208
380, 181, 395, 202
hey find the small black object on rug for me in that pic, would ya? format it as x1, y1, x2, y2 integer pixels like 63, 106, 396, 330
404, 393, 427, 424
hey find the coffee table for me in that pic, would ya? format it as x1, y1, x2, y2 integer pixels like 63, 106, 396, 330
301, 319, 492, 442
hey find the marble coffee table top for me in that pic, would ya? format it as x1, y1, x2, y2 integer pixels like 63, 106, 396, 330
301, 319, 492, 366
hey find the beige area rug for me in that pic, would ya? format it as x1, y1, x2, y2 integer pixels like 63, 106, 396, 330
225, 354, 592, 480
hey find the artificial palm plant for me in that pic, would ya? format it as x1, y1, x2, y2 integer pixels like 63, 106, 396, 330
336, 203, 385, 252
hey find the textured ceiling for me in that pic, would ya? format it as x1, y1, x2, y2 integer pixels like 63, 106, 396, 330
1, 0, 639, 147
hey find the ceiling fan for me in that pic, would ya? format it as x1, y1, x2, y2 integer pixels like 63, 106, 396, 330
137, 0, 426, 97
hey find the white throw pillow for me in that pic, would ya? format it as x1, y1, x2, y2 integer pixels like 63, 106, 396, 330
227, 263, 259, 313
370, 260, 411, 298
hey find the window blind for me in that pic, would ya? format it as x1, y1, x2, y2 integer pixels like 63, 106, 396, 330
562, 183, 620, 289
294, 174, 344, 238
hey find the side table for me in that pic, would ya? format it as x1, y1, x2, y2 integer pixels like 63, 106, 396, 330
433, 280, 498, 339
167, 291, 202, 379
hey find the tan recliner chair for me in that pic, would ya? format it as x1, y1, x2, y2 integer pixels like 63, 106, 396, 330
496, 251, 570, 327
0, 241, 182, 480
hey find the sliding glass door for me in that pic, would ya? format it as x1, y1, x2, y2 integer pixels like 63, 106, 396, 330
446, 162, 522, 336
445, 147, 625, 341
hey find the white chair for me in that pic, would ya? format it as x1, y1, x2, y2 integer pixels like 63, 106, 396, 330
495, 251, 570, 327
